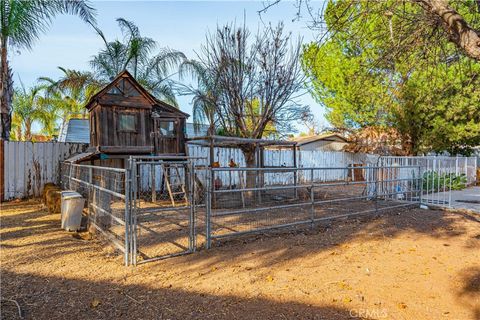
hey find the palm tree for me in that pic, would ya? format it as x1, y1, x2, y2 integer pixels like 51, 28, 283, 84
12, 84, 48, 141
90, 18, 186, 106
0, 0, 96, 140
178, 59, 220, 135
39, 67, 101, 128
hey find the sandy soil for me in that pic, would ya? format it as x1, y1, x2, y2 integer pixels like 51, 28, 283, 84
1, 199, 479, 320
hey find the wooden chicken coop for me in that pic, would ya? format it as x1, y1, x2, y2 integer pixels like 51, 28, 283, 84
72, 70, 189, 165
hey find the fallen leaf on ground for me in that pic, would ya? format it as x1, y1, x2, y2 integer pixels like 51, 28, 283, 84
91, 298, 101, 308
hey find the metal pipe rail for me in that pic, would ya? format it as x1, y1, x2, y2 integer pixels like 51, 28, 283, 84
66, 175, 126, 199
211, 189, 421, 218
210, 202, 418, 240
66, 162, 126, 173
212, 165, 422, 172
212, 177, 421, 194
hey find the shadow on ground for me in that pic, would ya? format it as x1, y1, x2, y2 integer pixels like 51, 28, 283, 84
175, 205, 479, 270
2, 199, 479, 269
2, 200, 479, 319
457, 267, 480, 320
0, 269, 359, 320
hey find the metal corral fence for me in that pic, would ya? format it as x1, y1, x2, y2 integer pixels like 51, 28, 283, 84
59, 155, 476, 265
61, 162, 131, 265
62, 157, 199, 266
128, 156, 197, 265
204, 165, 422, 247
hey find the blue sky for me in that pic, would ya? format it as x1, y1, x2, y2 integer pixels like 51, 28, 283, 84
12, 0, 327, 133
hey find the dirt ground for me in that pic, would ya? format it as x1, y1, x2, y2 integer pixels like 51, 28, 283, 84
1, 200, 479, 320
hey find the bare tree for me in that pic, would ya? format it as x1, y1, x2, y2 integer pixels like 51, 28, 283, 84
186, 23, 309, 167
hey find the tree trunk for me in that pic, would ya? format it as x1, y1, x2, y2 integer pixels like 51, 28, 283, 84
25, 120, 32, 141
0, 41, 13, 141
15, 126, 21, 141
240, 145, 257, 203
241, 145, 257, 185
415, 0, 480, 60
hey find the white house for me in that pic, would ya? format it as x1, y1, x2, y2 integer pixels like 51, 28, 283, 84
292, 133, 349, 151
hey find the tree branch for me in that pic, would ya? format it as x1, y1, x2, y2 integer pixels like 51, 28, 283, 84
414, 0, 480, 60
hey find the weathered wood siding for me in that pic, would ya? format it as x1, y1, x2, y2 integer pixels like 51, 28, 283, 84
153, 117, 186, 154
3, 141, 87, 200
90, 104, 186, 155
90, 104, 153, 153
87, 72, 188, 155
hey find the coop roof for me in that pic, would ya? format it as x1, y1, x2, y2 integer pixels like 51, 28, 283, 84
64, 150, 99, 163
292, 133, 348, 146
187, 135, 297, 148
84, 70, 189, 117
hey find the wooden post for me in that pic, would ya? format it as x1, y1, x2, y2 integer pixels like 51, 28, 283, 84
209, 136, 215, 208
0, 139, 4, 202
260, 145, 266, 201
293, 144, 298, 199
151, 163, 156, 202
255, 143, 261, 203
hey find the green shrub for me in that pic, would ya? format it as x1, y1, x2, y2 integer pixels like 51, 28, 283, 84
422, 171, 467, 192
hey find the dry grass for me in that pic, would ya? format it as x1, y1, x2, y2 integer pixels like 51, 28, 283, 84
1, 199, 479, 319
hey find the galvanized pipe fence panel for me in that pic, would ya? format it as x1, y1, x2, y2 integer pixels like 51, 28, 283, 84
61, 162, 131, 265
59, 154, 476, 265
374, 156, 477, 208
4, 141, 476, 203
205, 165, 422, 248
127, 157, 197, 265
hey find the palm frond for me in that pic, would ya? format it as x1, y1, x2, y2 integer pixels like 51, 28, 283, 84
2, 0, 96, 50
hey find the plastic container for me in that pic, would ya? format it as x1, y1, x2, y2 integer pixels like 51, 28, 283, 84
61, 191, 85, 231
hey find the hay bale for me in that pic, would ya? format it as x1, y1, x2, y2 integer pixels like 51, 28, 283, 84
43, 183, 58, 204
46, 188, 62, 214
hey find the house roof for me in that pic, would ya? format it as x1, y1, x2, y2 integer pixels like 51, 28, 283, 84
292, 133, 348, 146
185, 123, 209, 138
84, 70, 190, 117
58, 119, 90, 144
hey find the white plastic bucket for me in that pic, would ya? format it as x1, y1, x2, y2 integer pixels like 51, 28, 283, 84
61, 191, 85, 232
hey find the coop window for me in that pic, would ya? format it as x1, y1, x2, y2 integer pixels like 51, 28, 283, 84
158, 121, 175, 137
118, 113, 136, 132
107, 85, 122, 95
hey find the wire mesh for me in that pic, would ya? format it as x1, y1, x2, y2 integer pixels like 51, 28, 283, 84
206, 166, 422, 244
59, 154, 475, 265
376, 156, 477, 208
61, 162, 129, 263
129, 158, 196, 264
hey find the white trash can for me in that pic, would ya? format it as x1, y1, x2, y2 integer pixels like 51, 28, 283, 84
61, 191, 85, 232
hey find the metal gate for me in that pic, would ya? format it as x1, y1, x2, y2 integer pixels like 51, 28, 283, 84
128, 156, 196, 265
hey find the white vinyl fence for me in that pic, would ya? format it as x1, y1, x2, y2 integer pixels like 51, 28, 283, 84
2, 141, 87, 200
187, 145, 369, 186
2, 141, 477, 203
